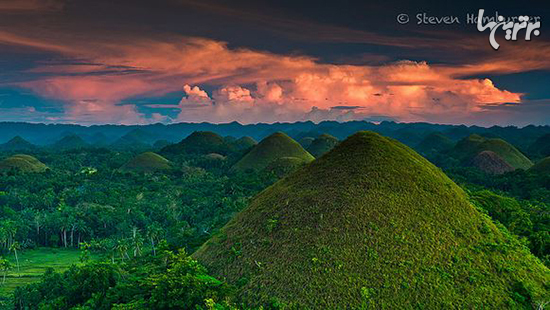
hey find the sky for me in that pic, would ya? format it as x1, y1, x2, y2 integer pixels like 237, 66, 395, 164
0, 0, 549, 126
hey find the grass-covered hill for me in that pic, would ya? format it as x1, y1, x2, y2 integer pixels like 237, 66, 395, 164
110, 129, 156, 150
299, 137, 315, 149
0, 154, 47, 173
231, 132, 314, 172
0, 136, 37, 152
306, 134, 339, 158
232, 136, 257, 151
161, 131, 234, 155
529, 134, 550, 158
51, 134, 89, 150
120, 152, 172, 172
471, 150, 515, 175
263, 156, 308, 178
450, 134, 533, 170
415, 132, 453, 154
194, 131, 549, 309
530, 157, 550, 174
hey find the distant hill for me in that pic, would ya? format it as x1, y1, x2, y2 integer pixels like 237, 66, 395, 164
530, 157, 550, 174
415, 132, 453, 154
161, 131, 234, 155
232, 136, 257, 151
529, 133, 550, 158
0, 136, 37, 152
0, 154, 47, 173
111, 129, 156, 150
470, 151, 515, 175
88, 132, 110, 147
51, 134, 89, 150
120, 152, 171, 172
450, 134, 533, 170
299, 137, 315, 149
306, 134, 339, 158
153, 139, 171, 150
194, 131, 549, 309
231, 132, 314, 172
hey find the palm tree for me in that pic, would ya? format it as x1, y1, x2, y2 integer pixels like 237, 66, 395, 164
9, 242, 20, 276
131, 227, 143, 257
146, 223, 163, 256
0, 257, 10, 285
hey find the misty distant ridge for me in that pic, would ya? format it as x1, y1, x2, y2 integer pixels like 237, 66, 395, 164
0, 121, 549, 152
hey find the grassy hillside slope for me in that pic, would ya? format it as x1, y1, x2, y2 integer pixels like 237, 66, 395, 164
194, 131, 549, 309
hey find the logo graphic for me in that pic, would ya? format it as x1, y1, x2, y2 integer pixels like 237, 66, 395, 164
476, 9, 541, 50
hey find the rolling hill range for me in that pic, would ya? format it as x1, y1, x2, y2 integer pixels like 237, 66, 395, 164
306, 134, 339, 158
0, 154, 47, 173
231, 132, 314, 172
194, 131, 549, 309
120, 152, 172, 172
450, 134, 533, 170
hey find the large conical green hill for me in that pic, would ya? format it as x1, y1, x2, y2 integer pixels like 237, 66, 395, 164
306, 134, 339, 158
0, 154, 47, 173
231, 132, 314, 172
451, 134, 532, 170
194, 131, 549, 309
120, 152, 171, 172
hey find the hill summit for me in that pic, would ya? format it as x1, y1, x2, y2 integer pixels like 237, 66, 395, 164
529, 133, 550, 158
471, 150, 515, 175
530, 157, 550, 174
51, 134, 89, 150
450, 134, 532, 170
194, 131, 549, 309
0, 154, 47, 173
306, 133, 339, 157
232, 136, 257, 151
120, 152, 171, 172
0, 136, 37, 152
231, 132, 314, 172
162, 131, 234, 155
415, 132, 453, 154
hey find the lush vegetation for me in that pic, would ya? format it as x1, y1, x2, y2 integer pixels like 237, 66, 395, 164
0, 248, 87, 297
0, 125, 548, 309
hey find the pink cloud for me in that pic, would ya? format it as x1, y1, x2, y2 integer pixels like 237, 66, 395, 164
0, 28, 528, 125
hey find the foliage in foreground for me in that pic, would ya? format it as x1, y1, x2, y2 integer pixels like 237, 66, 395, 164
11, 249, 238, 310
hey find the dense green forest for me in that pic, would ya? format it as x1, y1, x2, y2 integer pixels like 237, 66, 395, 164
0, 124, 549, 309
